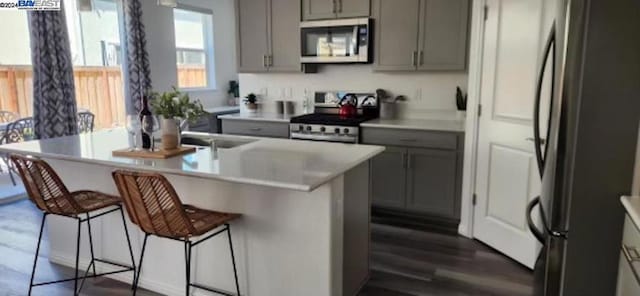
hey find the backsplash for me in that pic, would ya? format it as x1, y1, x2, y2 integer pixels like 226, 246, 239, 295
238, 65, 468, 120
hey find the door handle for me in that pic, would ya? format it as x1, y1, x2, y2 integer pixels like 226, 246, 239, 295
533, 23, 556, 178
527, 137, 547, 145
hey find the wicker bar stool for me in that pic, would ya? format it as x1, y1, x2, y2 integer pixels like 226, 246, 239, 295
111, 170, 242, 296
9, 154, 136, 296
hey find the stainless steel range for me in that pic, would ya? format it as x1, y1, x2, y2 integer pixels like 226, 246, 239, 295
290, 92, 378, 143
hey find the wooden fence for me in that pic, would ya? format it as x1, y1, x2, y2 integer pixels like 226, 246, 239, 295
0, 65, 206, 129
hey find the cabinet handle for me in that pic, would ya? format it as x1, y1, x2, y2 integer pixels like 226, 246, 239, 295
332, 0, 337, 13
249, 127, 262, 132
338, 0, 342, 13
263, 55, 267, 68
411, 51, 418, 66
419, 51, 424, 65
269, 55, 273, 67
399, 138, 417, 142
407, 153, 412, 169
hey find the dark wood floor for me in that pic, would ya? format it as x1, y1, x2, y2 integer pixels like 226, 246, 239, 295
0, 200, 532, 295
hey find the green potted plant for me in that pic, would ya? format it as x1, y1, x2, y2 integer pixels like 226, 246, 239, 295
227, 80, 239, 106
150, 87, 205, 150
243, 93, 258, 113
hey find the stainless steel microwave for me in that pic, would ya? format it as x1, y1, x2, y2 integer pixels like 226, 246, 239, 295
300, 18, 371, 64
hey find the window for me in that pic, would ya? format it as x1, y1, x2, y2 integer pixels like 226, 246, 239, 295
173, 7, 215, 89
66, 0, 126, 129
0, 1, 127, 130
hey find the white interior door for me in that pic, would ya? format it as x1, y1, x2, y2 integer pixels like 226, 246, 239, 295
473, 0, 554, 268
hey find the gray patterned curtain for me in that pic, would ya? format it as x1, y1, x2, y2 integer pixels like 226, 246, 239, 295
124, 0, 152, 115
28, 0, 79, 139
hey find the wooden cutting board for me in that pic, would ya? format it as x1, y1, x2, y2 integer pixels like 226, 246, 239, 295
112, 146, 197, 159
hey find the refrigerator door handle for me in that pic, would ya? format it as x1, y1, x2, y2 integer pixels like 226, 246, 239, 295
533, 23, 556, 177
527, 196, 546, 244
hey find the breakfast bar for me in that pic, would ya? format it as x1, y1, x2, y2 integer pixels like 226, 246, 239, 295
0, 129, 384, 296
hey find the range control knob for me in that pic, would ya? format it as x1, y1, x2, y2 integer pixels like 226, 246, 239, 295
334, 128, 340, 134
320, 127, 326, 133
343, 128, 350, 134
306, 126, 312, 132
298, 125, 304, 131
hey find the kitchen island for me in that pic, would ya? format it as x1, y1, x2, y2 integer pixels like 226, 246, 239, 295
0, 129, 384, 296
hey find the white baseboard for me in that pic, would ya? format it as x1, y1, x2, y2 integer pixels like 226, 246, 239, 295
48, 251, 215, 296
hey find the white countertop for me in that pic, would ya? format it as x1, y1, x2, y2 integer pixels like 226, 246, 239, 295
219, 112, 299, 123
204, 106, 240, 114
361, 118, 466, 133
622, 195, 640, 230
0, 129, 384, 192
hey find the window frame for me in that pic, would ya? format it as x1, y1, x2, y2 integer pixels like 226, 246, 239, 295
173, 4, 216, 91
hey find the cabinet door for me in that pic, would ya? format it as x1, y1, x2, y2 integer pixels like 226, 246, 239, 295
370, 147, 407, 209
372, 0, 421, 71
417, 0, 469, 70
237, 0, 269, 72
269, 0, 302, 72
406, 148, 458, 218
302, 0, 336, 20
337, 0, 370, 18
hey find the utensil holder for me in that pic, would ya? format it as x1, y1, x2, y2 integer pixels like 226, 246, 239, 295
380, 102, 396, 119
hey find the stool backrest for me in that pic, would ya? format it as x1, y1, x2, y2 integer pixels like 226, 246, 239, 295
112, 170, 196, 237
10, 154, 80, 216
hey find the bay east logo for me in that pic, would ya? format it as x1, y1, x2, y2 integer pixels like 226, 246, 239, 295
17, 0, 61, 10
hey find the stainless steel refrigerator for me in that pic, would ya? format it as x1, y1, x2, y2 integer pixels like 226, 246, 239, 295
526, 0, 640, 295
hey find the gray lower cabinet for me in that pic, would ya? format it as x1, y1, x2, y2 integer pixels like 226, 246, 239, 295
236, 0, 301, 73
363, 127, 463, 221
373, 0, 469, 71
406, 148, 457, 217
221, 119, 290, 138
302, 0, 370, 20
371, 146, 407, 209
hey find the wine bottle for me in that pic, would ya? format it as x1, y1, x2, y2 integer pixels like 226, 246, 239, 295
139, 95, 152, 150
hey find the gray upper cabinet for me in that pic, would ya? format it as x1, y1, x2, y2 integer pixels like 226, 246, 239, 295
269, 0, 302, 72
370, 147, 407, 209
418, 0, 469, 70
337, 0, 370, 18
302, 0, 336, 20
406, 148, 458, 217
303, 0, 370, 20
237, 0, 269, 73
237, 0, 301, 73
373, 0, 469, 72
373, 0, 421, 71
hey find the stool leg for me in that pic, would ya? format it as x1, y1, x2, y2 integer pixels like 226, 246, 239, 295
184, 240, 192, 296
28, 213, 47, 296
86, 213, 97, 276
133, 234, 149, 296
118, 206, 137, 290
73, 218, 82, 296
226, 224, 241, 296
